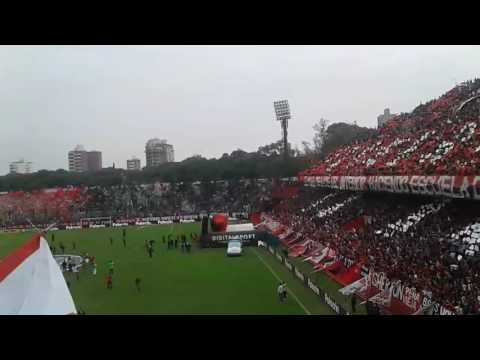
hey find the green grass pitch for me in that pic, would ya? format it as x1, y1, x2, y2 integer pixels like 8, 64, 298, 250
0, 224, 334, 315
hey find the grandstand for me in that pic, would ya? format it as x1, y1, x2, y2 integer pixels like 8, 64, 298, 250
267, 80, 480, 315
300, 79, 480, 177
1, 79, 480, 315
0, 180, 273, 231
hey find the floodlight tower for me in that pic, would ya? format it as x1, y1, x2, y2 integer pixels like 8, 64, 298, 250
273, 100, 291, 161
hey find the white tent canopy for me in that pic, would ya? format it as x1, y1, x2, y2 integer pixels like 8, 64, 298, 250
0, 235, 76, 315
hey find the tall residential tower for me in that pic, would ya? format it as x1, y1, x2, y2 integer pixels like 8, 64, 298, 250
145, 139, 174, 167
68, 145, 103, 172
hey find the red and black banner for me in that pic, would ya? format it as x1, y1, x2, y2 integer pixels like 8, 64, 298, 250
301, 175, 480, 200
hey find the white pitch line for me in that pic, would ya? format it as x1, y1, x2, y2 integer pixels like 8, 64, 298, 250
252, 248, 311, 315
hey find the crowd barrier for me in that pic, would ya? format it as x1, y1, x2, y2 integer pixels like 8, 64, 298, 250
0, 212, 258, 233
0, 216, 203, 233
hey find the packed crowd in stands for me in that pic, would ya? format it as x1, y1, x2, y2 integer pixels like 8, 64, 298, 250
301, 79, 480, 177
0, 187, 87, 227
267, 187, 480, 314
0, 179, 274, 228
84, 179, 272, 219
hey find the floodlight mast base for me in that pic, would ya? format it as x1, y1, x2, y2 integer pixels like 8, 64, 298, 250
282, 119, 289, 161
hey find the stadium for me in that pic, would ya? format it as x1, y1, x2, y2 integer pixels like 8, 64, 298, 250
1, 46, 479, 316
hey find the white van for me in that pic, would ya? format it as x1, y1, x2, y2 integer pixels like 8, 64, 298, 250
226, 240, 242, 257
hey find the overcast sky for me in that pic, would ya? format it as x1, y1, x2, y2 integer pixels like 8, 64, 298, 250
0, 45, 479, 175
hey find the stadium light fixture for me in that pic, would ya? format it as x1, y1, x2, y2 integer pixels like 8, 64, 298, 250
273, 100, 291, 160
274, 100, 291, 122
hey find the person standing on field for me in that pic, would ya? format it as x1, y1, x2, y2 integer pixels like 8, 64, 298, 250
147, 244, 153, 258
106, 274, 113, 289
110, 237, 114, 246
281, 282, 288, 302
108, 260, 114, 275
122, 228, 127, 247
277, 283, 284, 302
135, 278, 141, 292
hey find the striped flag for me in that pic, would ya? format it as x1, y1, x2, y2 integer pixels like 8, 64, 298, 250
368, 286, 392, 308
339, 276, 368, 296
0, 234, 76, 315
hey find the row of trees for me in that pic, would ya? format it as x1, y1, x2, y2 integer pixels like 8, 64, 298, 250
0, 152, 306, 192
302, 119, 378, 160
0, 121, 377, 192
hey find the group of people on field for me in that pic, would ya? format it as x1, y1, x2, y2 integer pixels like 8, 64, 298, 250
48, 233, 69, 255
48, 227, 206, 313
164, 233, 196, 253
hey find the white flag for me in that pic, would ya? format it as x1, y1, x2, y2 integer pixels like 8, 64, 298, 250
0, 235, 76, 315
339, 276, 368, 296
